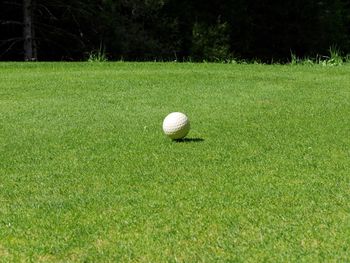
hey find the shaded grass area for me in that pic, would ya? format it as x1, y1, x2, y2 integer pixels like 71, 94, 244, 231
0, 62, 350, 262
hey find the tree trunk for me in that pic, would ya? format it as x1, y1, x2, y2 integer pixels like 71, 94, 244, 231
23, 0, 37, 61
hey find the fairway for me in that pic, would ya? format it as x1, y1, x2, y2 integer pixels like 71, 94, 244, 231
1, 62, 350, 261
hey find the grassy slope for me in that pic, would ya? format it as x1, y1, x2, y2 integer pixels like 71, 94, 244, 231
0, 62, 349, 262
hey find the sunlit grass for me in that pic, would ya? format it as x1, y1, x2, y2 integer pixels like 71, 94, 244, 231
0, 62, 350, 261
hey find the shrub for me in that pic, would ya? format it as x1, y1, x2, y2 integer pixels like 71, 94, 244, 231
191, 20, 231, 62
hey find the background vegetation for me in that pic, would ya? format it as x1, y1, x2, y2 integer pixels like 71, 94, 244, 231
1, 0, 350, 62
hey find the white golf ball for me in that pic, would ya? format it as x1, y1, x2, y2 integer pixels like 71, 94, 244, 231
162, 112, 190, 140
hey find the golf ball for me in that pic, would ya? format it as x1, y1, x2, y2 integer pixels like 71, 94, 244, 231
162, 112, 190, 139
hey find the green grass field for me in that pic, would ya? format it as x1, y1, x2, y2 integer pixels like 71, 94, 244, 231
1, 62, 350, 262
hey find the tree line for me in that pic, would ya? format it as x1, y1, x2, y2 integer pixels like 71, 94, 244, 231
1, 0, 350, 62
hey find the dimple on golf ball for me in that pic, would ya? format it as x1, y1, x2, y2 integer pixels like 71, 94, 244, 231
162, 112, 190, 140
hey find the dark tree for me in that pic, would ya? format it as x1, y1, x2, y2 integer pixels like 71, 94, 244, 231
23, 0, 37, 60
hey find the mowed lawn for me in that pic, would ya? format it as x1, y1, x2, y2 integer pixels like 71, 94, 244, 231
0, 62, 349, 262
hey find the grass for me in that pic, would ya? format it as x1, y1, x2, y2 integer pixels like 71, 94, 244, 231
88, 44, 108, 62
290, 47, 349, 66
0, 62, 350, 262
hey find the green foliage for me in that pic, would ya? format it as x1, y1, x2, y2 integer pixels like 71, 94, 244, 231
290, 52, 298, 65
345, 54, 350, 64
88, 45, 108, 62
191, 21, 231, 62
2, 0, 350, 61
97, 0, 180, 61
321, 46, 343, 66
290, 47, 348, 66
